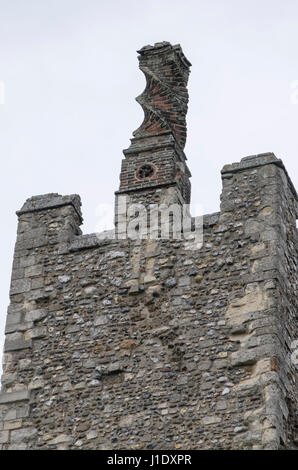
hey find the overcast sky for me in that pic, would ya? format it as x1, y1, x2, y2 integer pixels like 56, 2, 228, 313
0, 0, 298, 372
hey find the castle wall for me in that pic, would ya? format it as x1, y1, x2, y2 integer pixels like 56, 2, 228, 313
0, 153, 297, 450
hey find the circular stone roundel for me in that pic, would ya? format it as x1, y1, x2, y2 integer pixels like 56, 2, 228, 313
137, 164, 155, 179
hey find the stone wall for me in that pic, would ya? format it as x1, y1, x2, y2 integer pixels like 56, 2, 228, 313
0, 153, 297, 450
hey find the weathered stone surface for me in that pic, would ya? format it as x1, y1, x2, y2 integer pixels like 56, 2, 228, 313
0, 390, 30, 404
202, 416, 222, 425
10, 427, 37, 443
4, 338, 32, 352
10, 279, 31, 295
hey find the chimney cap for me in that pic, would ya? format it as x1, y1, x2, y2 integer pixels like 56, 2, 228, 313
137, 41, 192, 67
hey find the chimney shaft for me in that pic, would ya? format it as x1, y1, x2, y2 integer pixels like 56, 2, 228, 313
116, 42, 192, 207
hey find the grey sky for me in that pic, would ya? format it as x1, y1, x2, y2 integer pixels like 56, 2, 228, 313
0, 0, 298, 371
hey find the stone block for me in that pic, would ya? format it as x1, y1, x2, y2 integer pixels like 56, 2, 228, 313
202, 416, 222, 426
0, 390, 30, 404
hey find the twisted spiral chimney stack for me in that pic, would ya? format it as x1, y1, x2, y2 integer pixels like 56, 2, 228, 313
116, 41, 192, 206
134, 41, 191, 149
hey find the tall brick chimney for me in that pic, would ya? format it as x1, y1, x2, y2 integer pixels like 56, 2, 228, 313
116, 41, 192, 210
0, 42, 297, 451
